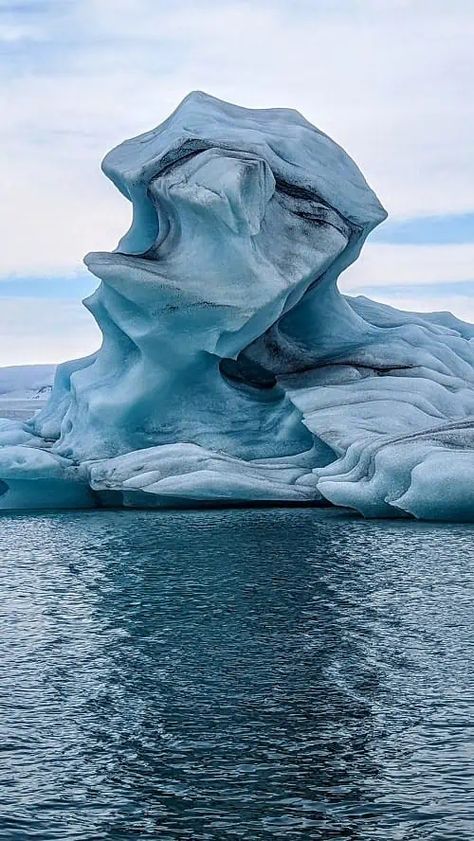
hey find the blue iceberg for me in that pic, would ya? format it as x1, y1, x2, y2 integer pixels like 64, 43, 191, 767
2, 92, 474, 520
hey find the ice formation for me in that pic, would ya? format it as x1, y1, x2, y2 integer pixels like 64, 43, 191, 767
1, 92, 474, 519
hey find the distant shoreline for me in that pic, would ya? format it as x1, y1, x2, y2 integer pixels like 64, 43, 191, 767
0, 398, 49, 421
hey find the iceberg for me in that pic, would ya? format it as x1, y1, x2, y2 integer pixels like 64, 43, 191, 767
2, 91, 474, 519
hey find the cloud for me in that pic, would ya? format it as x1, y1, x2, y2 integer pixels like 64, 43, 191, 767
348, 290, 474, 325
0, 298, 100, 366
340, 241, 474, 324
0, 273, 95, 298
0, 0, 473, 361
340, 243, 474, 290
371, 214, 474, 245
0, 22, 42, 41
1, 1, 473, 264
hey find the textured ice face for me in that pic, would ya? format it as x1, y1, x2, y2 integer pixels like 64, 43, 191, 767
85, 147, 351, 360
83, 89, 386, 375
1, 92, 474, 519
59, 110, 367, 465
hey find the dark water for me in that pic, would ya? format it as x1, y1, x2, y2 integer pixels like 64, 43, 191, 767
0, 509, 473, 840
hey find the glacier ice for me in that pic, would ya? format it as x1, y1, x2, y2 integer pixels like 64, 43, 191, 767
1, 91, 474, 520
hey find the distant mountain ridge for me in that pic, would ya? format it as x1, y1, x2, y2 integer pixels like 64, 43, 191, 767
0, 365, 56, 400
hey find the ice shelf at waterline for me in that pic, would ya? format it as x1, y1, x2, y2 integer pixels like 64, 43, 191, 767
1, 92, 474, 519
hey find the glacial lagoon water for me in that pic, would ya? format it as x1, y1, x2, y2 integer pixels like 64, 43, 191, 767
0, 508, 473, 840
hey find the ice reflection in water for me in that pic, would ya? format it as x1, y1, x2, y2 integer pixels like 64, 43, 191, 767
0, 508, 473, 839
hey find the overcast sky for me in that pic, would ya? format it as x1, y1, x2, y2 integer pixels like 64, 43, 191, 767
1, 0, 473, 365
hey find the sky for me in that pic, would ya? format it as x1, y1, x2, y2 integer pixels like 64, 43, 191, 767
0, 0, 473, 365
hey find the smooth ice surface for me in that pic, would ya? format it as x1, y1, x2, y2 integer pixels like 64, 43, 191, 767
1, 92, 474, 519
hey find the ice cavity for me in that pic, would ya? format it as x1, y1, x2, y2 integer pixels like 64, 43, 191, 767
1, 91, 474, 520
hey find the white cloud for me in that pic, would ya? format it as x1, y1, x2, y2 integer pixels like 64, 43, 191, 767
341, 240, 474, 326
340, 243, 474, 290
350, 290, 474, 325
0, 0, 473, 360
0, 23, 42, 42
0, 17, 47, 45
1, 1, 473, 269
0, 299, 100, 366
68, 0, 474, 218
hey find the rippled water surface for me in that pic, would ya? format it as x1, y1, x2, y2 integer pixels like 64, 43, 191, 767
0, 508, 473, 840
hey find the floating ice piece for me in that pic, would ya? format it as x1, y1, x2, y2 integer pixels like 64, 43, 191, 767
1, 92, 473, 520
